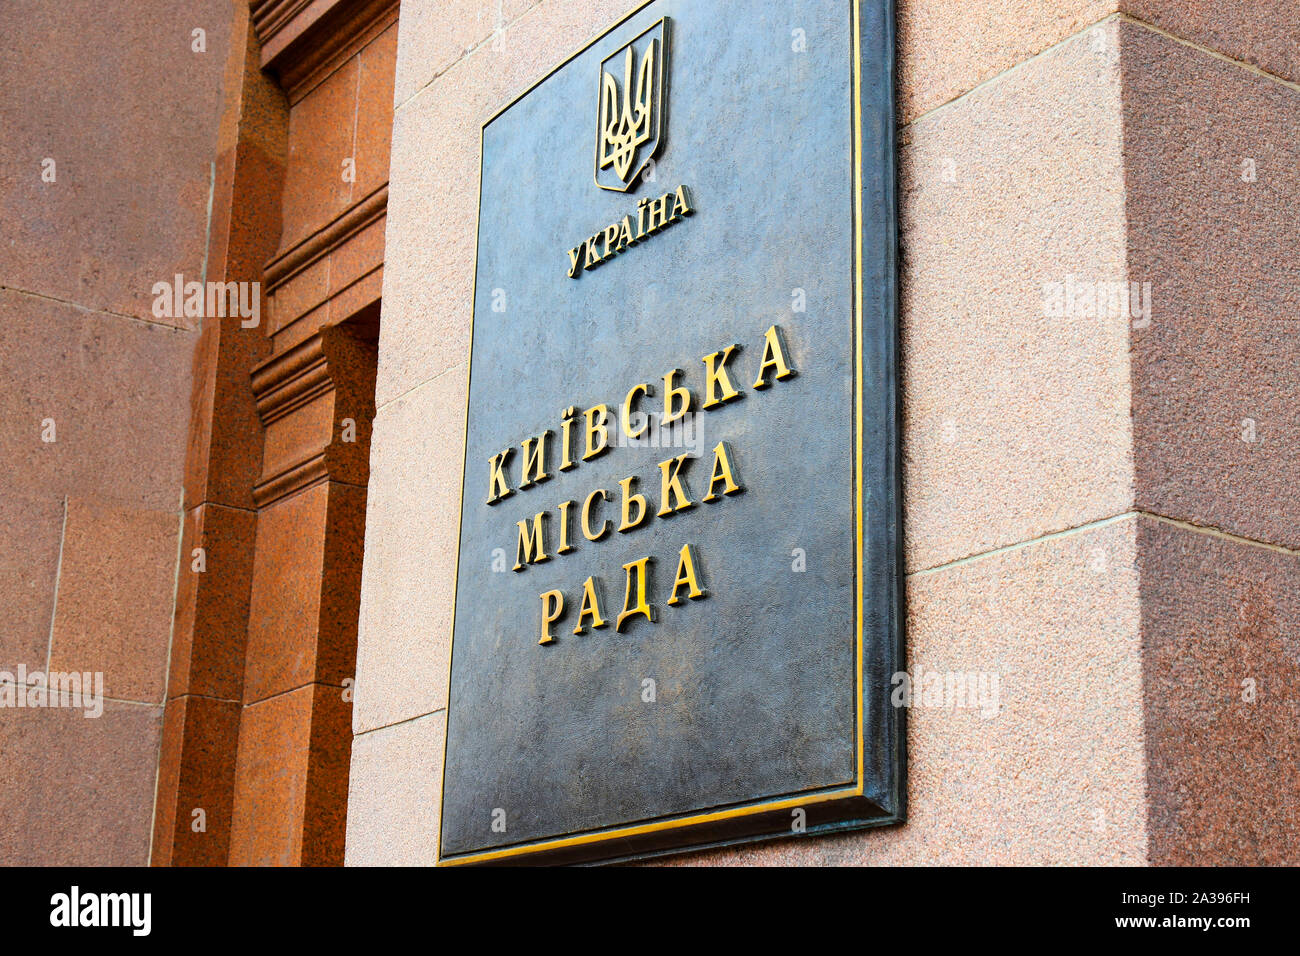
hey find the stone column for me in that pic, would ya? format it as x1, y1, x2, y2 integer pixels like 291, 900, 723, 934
158, 0, 396, 867
152, 6, 286, 869
228, 323, 376, 866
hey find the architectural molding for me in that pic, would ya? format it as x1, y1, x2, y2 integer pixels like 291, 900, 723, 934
251, 332, 336, 427
252, 0, 400, 103
265, 185, 388, 292
250, 326, 377, 507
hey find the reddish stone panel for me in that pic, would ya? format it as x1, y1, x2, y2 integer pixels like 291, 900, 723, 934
1122, 0, 1300, 86
156, 2, 291, 870
0, 701, 163, 866
277, 57, 360, 254
252, 323, 378, 497
1138, 517, 1300, 865
48, 497, 180, 704
269, 242, 387, 353
182, 20, 285, 515
227, 681, 354, 867
1121, 22, 1300, 550
182, 143, 284, 514
235, 316, 377, 859
243, 324, 375, 704
168, 503, 258, 702
255, 0, 397, 83
208, 21, 290, 276
266, 199, 388, 351
0, 291, 195, 513
0, 0, 234, 325
273, 303, 333, 352
229, 685, 313, 866
329, 215, 387, 293
255, 0, 353, 68
0, 492, 64, 674
260, 11, 393, 351
185, 323, 225, 510
259, 386, 340, 493
303, 683, 356, 866
183, 318, 273, 514
243, 471, 371, 704
319, 325, 380, 486
219, 137, 289, 280
151, 695, 241, 867
245, 483, 331, 703
353, 24, 399, 200
318, 482, 368, 687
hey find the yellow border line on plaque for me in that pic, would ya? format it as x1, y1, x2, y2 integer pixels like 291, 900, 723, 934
448, 787, 861, 868
437, 0, 873, 866
852, 0, 866, 797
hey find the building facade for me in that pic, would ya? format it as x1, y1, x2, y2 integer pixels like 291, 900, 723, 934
0, 0, 1296, 866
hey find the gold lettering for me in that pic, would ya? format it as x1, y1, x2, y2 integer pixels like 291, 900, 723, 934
487, 449, 514, 505
674, 184, 695, 217
661, 368, 692, 427
646, 193, 671, 233
618, 475, 651, 533
556, 499, 575, 555
753, 324, 797, 389
519, 430, 553, 489
702, 441, 743, 502
573, 577, 608, 635
667, 543, 707, 606
567, 245, 585, 279
702, 344, 743, 410
603, 223, 621, 258
616, 556, 656, 632
513, 511, 550, 571
564, 186, 693, 277
657, 453, 695, 517
621, 382, 654, 440
583, 404, 611, 461
582, 488, 611, 542
539, 590, 564, 645
617, 216, 636, 250
559, 406, 578, 472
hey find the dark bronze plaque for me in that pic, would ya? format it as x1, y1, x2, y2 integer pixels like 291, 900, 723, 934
440, 0, 901, 865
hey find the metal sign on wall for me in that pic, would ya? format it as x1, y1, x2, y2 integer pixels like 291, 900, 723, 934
440, 0, 901, 865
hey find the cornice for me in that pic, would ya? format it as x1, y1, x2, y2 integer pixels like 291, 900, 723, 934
249, 325, 377, 507
251, 0, 399, 103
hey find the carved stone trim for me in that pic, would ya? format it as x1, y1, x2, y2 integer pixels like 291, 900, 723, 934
264, 184, 388, 291
249, 326, 377, 507
251, 333, 333, 427
253, 453, 331, 508
251, 0, 399, 103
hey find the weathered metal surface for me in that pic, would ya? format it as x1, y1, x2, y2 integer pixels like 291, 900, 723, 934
441, 0, 901, 865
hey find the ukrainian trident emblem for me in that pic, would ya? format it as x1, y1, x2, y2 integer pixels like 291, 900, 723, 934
595, 19, 668, 192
